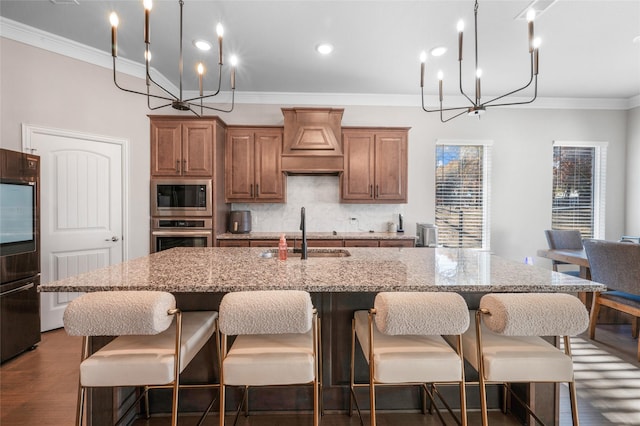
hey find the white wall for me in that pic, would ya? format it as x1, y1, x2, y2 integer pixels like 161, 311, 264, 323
626, 107, 640, 237
0, 38, 632, 265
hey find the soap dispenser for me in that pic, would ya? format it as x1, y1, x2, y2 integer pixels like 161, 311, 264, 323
278, 234, 288, 260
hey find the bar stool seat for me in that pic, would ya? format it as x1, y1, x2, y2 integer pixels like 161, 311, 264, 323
463, 292, 588, 426
350, 291, 470, 426
63, 291, 219, 426
218, 290, 320, 426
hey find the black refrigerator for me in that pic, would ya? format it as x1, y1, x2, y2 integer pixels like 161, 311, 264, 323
0, 148, 41, 363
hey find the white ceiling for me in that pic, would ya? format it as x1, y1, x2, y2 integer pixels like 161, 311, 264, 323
1, 0, 639, 106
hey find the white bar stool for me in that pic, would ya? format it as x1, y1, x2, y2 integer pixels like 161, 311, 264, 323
218, 290, 320, 426
350, 291, 470, 426
63, 291, 219, 426
464, 293, 589, 426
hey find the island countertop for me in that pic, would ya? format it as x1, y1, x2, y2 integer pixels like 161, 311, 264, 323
38, 247, 605, 293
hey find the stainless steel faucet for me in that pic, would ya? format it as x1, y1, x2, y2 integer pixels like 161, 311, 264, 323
300, 207, 307, 259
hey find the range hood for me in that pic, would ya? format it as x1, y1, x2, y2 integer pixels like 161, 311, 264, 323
281, 107, 344, 174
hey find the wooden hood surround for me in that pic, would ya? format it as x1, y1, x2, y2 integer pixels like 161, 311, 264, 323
281, 107, 344, 174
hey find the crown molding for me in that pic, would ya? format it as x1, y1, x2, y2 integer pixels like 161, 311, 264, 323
2, 16, 637, 111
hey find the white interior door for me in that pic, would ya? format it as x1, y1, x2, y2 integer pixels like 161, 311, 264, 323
23, 125, 127, 331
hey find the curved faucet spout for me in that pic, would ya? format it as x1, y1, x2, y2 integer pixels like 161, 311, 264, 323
300, 207, 307, 260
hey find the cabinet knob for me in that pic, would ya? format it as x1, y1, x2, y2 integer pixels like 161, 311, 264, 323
369, 185, 373, 198
256, 184, 259, 197
376, 185, 380, 198
176, 159, 180, 173
250, 184, 253, 198
105, 236, 120, 242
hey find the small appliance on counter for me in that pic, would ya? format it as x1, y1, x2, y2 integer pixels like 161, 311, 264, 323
416, 223, 438, 247
229, 210, 251, 234
397, 214, 404, 233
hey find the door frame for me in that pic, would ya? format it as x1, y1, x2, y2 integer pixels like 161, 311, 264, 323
21, 123, 130, 264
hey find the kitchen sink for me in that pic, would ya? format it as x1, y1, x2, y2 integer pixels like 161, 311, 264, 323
268, 248, 351, 258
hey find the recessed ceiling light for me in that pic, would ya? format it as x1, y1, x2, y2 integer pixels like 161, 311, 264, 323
316, 43, 334, 55
430, 46, 447, 57
193, 40, 212, 51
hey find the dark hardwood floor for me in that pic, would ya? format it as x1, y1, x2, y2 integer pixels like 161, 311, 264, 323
1, 324, 638, 426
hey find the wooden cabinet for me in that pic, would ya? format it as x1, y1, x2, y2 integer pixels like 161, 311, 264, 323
151, 119, 214, 177
379, 239, 415, 248
225, 128, 285, 203
218, 240, 250, 247
341, 128, 408, 203
344, 239, 379, 247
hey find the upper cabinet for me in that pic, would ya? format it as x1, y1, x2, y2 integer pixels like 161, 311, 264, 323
225, 127, 285, 203
150, 119, 214, 177
341, 128, 408, 203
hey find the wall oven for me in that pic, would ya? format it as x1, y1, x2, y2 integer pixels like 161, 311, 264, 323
151, 179, 212, 217
0, 149, 41, 363
151, 218, 213, 253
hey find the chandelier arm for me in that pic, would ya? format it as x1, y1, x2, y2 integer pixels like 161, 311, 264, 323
112, 58, 174, 102
458, 60, 476, 106
146, 71, 179, 100
422, 88, 477, 113
184, 64, 224, 103
482, 55, 535, 106
440, 107, 470, 123
187, 90, 235, 113
483, 76, 538, 108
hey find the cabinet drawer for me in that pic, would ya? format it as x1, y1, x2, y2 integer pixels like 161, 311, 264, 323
344, 239, 379, 247
249, 240, 279, 247
292, 239, 344, 248
218, 240, 250, 247
379, 239, 415, 248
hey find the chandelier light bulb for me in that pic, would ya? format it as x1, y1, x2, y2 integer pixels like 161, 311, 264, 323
216, 23, 224, 38
526, 9, 536, 22
230, 55, 238, 90
143, 0, 152, 11
230, 55, 238, 67
437, 70, 444, 81
419, 51, 427, 87
197, 63, 205, 75
476, 69, 482, 78
109, 12, 119, 27
533, 37, 542, 49
457, 20, 465, 32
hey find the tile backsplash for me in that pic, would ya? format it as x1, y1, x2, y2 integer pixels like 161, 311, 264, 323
231, 175, 405, 233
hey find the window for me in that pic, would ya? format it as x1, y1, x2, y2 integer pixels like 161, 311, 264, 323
435, 140, 492, 249
552, 141, 607, 239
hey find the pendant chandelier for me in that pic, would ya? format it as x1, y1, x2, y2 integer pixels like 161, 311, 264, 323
109, 0, 236, 116
420, 0, 540, 122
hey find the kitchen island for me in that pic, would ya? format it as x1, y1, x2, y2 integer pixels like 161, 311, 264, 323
39, 247, 605, 425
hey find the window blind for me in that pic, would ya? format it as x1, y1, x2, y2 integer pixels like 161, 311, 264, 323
552, 142, 607, 239
435, 142, 491, 249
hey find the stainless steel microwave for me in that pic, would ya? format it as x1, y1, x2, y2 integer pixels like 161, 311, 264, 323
150, 179, 212, 217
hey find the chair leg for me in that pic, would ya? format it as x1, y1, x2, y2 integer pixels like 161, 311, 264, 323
171, 379, 179, 426
588, 297, 601, 339
219, 384, 226, 426
369, 379, 376, 426
144, 386, 150, 419
568, 380, 580, 426
313, 377, 319, 426
76, 386, 85, 426
349, 319, 356, 417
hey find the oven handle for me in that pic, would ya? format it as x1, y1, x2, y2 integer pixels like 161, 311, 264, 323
151, 230, 213, 237
1, 282, 35, 297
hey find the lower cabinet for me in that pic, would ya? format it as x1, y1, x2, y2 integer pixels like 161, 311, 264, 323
379, 239, 415, 248
219, 238, 415, 247
218, 240, 250, 247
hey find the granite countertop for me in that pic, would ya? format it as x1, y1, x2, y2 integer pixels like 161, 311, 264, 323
39, 247, 606, 294
217, 232, 417, 240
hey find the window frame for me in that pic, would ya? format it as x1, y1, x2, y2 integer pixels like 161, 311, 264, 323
551, 140, 608, 239
435, 139, 493, 250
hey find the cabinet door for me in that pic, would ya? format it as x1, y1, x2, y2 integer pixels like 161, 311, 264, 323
182, 122, 213, 176
218, 240, 250, 247
255, 130, 284, 202
225, 130, 255, 202
374, 132, 407, 202
341, 130, 374, 201
379, 239, 415, 248
150, 121, 182, 176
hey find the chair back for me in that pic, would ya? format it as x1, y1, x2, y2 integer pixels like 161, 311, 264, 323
219, 290, 313, 335
583, 239, 640, 295
545, 229, 583, 250
373, 292, 469, 335
479, 293, 588, 336
63, 291, 176, 337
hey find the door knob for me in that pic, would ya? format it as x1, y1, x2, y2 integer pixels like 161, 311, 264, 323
105, 236, 120, 242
